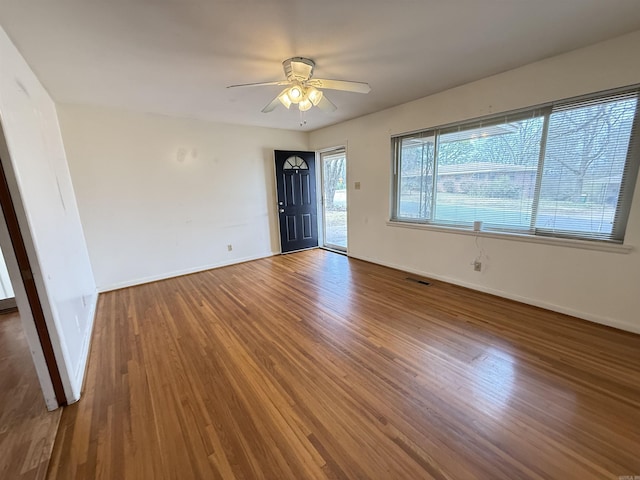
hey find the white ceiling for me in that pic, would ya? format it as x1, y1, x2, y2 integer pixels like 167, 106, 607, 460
1, 1, 640, 131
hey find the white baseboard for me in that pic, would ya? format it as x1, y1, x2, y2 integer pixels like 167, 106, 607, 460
348, 253, 640, 335
98, 252, 276, 293
0, 297, 17, 311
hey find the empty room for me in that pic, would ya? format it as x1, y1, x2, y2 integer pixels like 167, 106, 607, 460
0, 1, 639, 479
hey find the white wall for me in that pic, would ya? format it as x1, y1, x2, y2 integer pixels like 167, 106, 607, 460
0, 26, 98, 406
0, 244, 15, 300
310, 30, 640, 334
57, 105, 308, 291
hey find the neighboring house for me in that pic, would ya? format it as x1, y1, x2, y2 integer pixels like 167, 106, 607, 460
436, 163, 537, 197
401, 162, 538, 198
402, 162, 621, 204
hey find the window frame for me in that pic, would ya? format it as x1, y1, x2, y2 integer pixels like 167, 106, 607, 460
390, 85, 640, 246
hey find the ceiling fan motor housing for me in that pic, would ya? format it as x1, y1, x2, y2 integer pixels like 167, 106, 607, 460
283, 57, 315, 82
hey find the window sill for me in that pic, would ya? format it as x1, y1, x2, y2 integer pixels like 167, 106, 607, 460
386, 220, 634, 254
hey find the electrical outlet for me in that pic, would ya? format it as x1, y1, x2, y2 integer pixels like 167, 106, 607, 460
473, 260, 482, 272
227, 244, 233, 252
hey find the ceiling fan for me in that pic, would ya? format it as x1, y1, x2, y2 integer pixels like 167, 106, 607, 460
227, 57, 371, 114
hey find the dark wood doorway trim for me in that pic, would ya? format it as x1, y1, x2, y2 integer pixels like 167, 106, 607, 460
0, 153, 67, 406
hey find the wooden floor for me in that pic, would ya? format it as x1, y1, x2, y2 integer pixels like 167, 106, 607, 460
48, 250, 640, 479
1, 311, 61, 480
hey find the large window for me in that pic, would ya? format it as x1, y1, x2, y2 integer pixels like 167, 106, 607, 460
392, 88, 640, 243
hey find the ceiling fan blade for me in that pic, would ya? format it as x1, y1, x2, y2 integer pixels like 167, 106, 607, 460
261, 88, 290, 113
307, 79, 371, 94
317, 95, 337, 113
261, 96, 281, 113
227, 80, 290, 89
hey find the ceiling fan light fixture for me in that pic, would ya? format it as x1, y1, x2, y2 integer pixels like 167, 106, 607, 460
278, 91, 292, 109
229, 57, 371, 117
307, 87, 323, 106
288, 85, 303, 103
298, 98, 313, 112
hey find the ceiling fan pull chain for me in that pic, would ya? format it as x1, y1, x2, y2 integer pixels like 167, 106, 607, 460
299, 110, 307, 127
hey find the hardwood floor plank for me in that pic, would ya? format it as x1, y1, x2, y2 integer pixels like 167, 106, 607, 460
0, 312, 61, 480
48, 250, 640, 479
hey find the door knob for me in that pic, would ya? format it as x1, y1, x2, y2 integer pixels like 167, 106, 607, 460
279, 208, 285, 213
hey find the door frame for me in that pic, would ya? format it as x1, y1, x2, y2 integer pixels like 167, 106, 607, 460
0, 141, 66, 408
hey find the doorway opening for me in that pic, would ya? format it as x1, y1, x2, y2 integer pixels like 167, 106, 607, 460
320, 148, 347, 252
0, 151, 65, 478
0, 152, 66, 407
